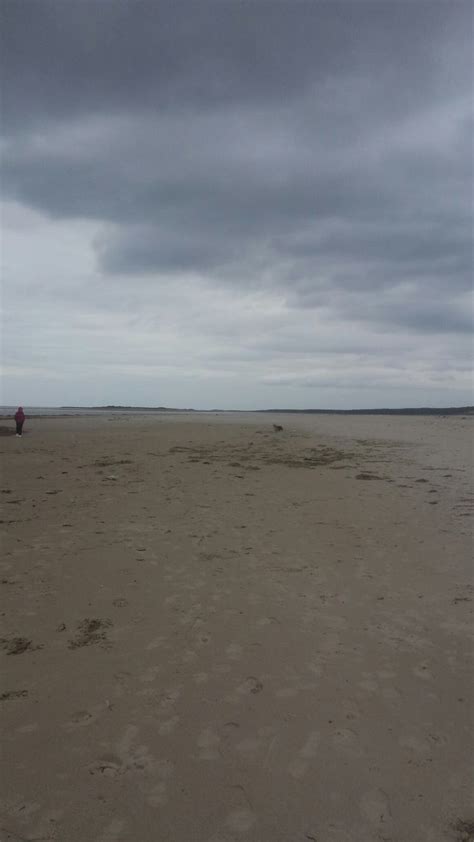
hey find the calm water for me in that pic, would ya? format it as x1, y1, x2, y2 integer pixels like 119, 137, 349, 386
0, 406, 130, 417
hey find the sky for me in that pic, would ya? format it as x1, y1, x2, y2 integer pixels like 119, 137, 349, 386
1, 0, 472, 409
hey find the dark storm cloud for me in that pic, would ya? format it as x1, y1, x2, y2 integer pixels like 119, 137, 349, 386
2, 1, 465, 129
1, 0, 472, 336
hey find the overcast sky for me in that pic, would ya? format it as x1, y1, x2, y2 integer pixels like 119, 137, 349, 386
1, 1, 472, 409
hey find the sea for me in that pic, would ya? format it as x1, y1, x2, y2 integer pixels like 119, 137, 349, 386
0, 406, 135, 417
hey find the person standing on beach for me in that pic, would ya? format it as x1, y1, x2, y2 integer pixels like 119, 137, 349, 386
14, 406, 25, 437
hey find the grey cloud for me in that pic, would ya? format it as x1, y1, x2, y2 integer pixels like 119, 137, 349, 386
96, 225, 240, 275
2, 1, 468, 132
356, 293, 472, 335
2, 95, 469, 311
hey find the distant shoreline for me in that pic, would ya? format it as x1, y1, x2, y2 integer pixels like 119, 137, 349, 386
1, 405, 471, 418
62, 405, 473, 415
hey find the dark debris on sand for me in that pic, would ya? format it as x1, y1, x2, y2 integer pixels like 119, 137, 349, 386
0, 637, 38, 656
0, 689, 28, 701
356, 472, 385, 481
68, 618, 112, 649
453, 819, 474, 841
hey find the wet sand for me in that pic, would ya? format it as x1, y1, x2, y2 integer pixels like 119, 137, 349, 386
1, 413, 473, 842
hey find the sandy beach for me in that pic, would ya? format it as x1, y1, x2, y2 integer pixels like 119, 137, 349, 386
1, 413, 472, 842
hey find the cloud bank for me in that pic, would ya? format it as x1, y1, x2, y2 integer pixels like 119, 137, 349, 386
1, 1, 472, 407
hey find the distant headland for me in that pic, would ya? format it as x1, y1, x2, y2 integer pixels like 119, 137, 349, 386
59, 405, 473, 416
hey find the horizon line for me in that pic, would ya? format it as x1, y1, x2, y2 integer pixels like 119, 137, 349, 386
2, 404, 473, 416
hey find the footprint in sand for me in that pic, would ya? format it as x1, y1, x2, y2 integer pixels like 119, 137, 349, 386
89, 754, 123, 778
237, 676, 263, 696
399, 734, 431, 755
157, 687, 182, 713
182, 649, 198, 664
114, 670, 132, 687
197, 727, 221, 760
413, 663, 434, 681
357, 678, 379, 694
140, 665, 161, 684
223, 721, 240, 732
257, 616, 280, 627
225, 807, 257, 833
214, 663, 232, 675
16, 722, 39, 733
146, 760, 174, 807
145, 636, 167, 651
226, 643, 243, 660
112, 598, 128, 608
94, 724, 175, 785
332, 727, 361, 755
288, 732, 320, 780
95, 818, 126, 841
360, 787, 392, 830
63, 709, 95, 730
235, 737, 262, 758
193, 671, 209, 685
147, 780, 169, 807
276, 687, 299, 699
158, 715, 180, 736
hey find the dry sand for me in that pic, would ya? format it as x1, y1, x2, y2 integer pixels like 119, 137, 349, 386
0, 413, 472, 842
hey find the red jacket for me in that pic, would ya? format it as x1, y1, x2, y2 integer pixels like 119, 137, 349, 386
15, 407, 25, 423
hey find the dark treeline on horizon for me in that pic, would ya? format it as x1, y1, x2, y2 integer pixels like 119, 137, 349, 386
260, 407, 473, 415
58, 405, 474, 416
